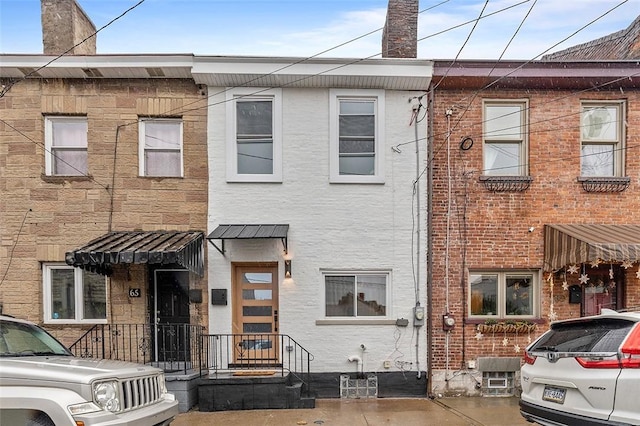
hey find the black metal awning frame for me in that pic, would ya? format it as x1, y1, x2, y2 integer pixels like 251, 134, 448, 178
206, 224, 289, 256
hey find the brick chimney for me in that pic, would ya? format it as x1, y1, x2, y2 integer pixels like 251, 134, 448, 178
382, 0, 418, 58
42, 0, 96, 55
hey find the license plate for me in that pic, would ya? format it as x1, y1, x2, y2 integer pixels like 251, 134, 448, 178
542, 386, 566, 404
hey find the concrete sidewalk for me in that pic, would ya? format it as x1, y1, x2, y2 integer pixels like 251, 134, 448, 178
172, 397, 531, 426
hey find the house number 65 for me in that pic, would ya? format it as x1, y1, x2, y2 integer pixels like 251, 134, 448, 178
129, 288, 141, 297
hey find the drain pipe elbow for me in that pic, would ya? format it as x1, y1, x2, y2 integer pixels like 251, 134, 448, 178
348, 355, 362, 364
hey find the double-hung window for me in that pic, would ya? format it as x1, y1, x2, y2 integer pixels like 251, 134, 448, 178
44, 116, 88, 176
580, 102, 625, 177
139, 118, 183, 177
330, 89, 385, 183
43, 263, 107, 324
469, 271, 538, 319
324, 272, 388, 317
483, 100, 528, 176
226, 88, 282, 182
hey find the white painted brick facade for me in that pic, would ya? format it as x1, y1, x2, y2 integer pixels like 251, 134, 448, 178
207, 87, 427, 374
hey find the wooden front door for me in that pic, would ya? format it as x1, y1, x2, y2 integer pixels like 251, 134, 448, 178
232, 263, 279, 364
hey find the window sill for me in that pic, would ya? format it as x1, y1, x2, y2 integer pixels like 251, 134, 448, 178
44, 319, 108, 325
479, 175, 532, 192
41, 174, 93, 183
577, 176, 630, 192
316, 319, 396, 326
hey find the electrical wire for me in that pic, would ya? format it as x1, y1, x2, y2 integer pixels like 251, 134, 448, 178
0, 209, 31, 288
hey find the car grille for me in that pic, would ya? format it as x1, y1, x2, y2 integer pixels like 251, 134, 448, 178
119, 374, 163, 412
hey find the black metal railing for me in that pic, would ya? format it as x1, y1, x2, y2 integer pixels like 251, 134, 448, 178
201, 334, 314, 394
69, 323, 206, 375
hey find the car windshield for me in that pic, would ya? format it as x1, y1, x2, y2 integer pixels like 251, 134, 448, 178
530, 318, 635, 353
0, 319, 72, 357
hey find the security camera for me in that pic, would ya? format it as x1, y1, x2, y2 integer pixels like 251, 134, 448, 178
528, 227, 535, 233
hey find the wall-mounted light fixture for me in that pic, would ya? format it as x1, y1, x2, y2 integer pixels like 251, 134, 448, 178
284, 259, 292, 278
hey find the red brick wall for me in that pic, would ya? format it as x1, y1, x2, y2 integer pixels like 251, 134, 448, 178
429, 88, 640, 370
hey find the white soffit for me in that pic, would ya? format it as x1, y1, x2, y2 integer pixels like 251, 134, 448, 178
192, 56, 433, 90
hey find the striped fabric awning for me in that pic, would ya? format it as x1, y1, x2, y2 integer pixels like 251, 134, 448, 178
544, 224, 640, 271
65, 231, 205, 276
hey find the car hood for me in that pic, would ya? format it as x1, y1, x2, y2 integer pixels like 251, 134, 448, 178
0, 356, 162, 384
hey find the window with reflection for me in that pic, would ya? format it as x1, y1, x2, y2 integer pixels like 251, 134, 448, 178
580, 102, 625, 177
325, 273, 387, 317
483, 101, 528, 176
43, 263, 107, 323
469, 271, 537, 318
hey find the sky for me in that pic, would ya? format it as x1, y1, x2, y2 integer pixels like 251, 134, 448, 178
0, 0, 639, 60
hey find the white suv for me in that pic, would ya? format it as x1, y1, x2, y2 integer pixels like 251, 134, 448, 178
0, 315, 179, 425
520, 309, 640, 425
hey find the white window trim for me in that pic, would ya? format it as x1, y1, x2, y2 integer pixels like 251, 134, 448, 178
226, 88, 283, 182
43, 263, 108, 324
44, 116, 88, 176
482, 99, 529, 176
321, 269, 391, 320
468, 270, 539, 319
138, 118, 184, 177
580, 100, 626, 177
329, 89, 385, 184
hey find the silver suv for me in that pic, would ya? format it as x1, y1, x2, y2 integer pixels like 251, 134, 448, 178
0, 315, 179, 425
520, 309, 640, 425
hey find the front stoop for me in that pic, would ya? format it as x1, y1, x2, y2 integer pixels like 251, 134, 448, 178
165, 370, 201, 413
198, 372, 315, 411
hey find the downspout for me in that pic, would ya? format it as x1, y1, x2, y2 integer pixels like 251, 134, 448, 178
426, 86, 435, 398
414, 100, 421, 380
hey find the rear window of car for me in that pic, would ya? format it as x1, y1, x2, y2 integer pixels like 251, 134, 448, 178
531, 318, 635, 353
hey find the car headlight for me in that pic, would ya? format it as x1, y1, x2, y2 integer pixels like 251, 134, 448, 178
93, 381, 121, 412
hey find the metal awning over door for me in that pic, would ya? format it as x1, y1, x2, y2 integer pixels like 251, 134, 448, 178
544, 224, 640, 271
206, 224, 289, 255
65, 231, 205, 276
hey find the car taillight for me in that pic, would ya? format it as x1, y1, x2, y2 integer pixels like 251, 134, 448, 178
523, 350, 536, 365
577, 323, 640, 369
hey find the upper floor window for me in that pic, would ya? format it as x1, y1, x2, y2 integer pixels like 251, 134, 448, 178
139, 118, 183, 177
226, 88, 282, 182
483, 100, 528, 176
580, 102, 625, 177
43, 263, 107, 324
469, 270, 538, 319
330, 89, 385, 183
324, 272, 388, 318
44, 116, 88, 176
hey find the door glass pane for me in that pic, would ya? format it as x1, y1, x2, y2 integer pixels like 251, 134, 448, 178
51, 269, 75, 319
505, 275, 532, 316
243, 289, 272, 300
82, 270, 106, 320
243, 323, 272, 333
243, 273, 272, 284
470, 274, 497, 316
243, 306, 273, 316
325, 276, 355, 316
